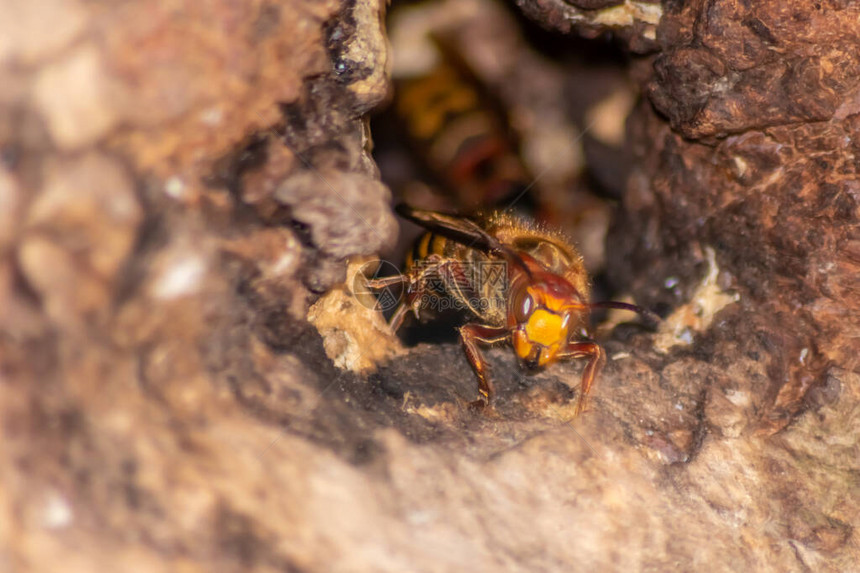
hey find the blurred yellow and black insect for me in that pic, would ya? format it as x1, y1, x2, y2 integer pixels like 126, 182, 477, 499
368, 205, 657, 414
392, 36, 532, 211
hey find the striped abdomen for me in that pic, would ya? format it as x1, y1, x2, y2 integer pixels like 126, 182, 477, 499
395, 58, 530, 211
404, 229, 462, 273
404, 228, 507, 325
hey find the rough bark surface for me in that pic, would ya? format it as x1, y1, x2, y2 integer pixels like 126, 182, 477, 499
515, 0, 664, 52
0, 1, 857, 572
609, 1, 860, 426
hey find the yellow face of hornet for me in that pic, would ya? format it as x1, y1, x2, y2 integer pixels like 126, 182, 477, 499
510, 281, 579, 370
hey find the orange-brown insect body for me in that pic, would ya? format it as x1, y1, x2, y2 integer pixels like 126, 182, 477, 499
375, 206, 652, 414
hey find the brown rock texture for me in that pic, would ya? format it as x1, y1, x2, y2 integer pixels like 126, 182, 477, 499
515, 0, 664, 52
609, 1, 860, 428
0, 1, 858, 572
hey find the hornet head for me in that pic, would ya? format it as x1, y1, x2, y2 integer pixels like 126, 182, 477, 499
509, 272, 586, 370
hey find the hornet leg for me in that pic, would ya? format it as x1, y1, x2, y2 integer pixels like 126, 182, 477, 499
558, 340, 606, 416
459, 323, 509, 410
370, 256, 465, 333
366, 257, 443, 332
